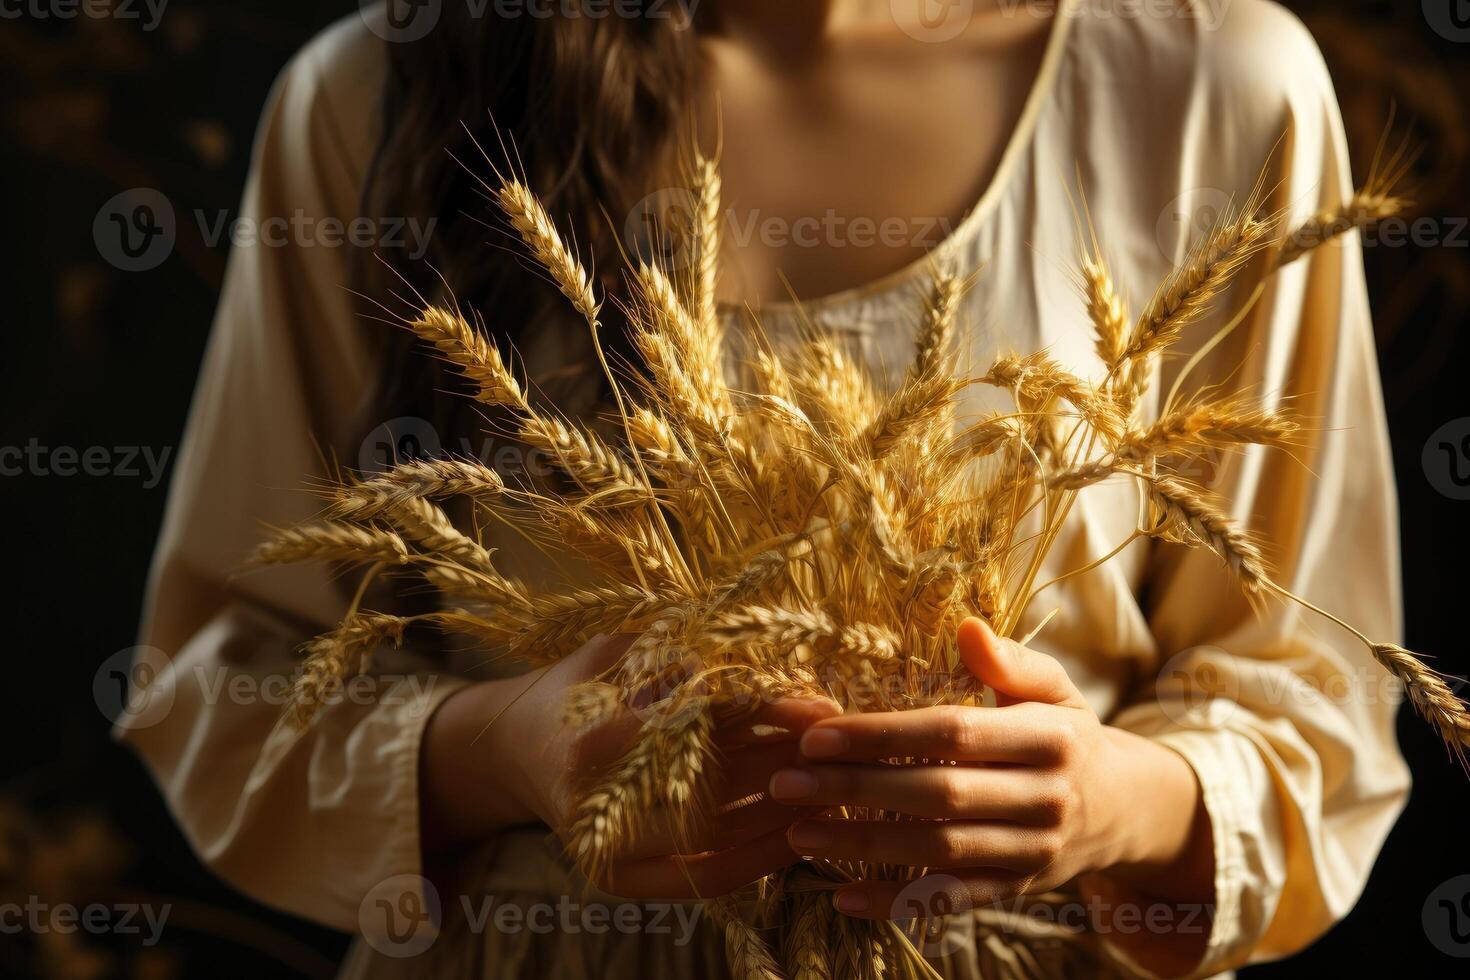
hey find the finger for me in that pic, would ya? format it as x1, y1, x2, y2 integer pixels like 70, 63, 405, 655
617, 795, 815, 861
787, 818, 1060, 871
611, 741, 808, 860
768, 763, 1048, 820
605, 827, 798, 900
716, 697, 843, 749
710, 740, 804, 800
958, 618, 1086, 708
829, 871, 1030, 922
575, 691, 828, 774
798, 703, 1064, 765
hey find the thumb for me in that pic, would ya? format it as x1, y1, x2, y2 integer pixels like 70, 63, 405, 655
957, 617, 1085, 708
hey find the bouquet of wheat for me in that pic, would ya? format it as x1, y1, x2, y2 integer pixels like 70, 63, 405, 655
256, 145, 1466, 979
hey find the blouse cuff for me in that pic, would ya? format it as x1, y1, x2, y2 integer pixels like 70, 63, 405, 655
1147, 727, 1281, 978
364, 673, 472, 940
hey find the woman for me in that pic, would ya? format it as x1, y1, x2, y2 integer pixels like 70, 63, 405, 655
124, 1, 1409, 977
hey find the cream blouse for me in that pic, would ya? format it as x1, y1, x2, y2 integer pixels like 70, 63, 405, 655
123, 3, 1409, 978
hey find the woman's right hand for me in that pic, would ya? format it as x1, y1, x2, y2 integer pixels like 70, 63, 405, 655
420, 633, 839, 899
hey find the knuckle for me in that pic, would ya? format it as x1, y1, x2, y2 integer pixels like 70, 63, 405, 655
1031, 831, 1064, 868
934, 774, 971, 814
932, 822, 971, 863
933, 706, 977, 752
1035, 778, 1077, 825
1043, 718, 1079, 762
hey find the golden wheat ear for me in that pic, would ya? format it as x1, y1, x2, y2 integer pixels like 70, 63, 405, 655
1274, 123, 1417, 270
408, 305, 528, 409
288, 613, 407, 729
1371, 645, 1470, 766
690, 147, 724, 345
783, 884, 837, 980
710, 897, 786, 980
327, 459, 506, 521
1124, 205, 1273, 367
496, 180, 601, 324
1273, 189, 1409, 270
253, 523, 409, 566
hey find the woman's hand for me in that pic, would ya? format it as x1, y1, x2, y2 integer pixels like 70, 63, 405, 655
768, 618, 1215, 973
421, 634, 838, 900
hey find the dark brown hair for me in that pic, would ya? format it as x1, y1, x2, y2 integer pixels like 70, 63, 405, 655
359, 3, 708, 437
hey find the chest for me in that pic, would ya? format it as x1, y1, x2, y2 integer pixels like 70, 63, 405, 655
696, 21, 1052, 306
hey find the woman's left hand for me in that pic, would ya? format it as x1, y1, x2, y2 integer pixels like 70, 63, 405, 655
767, 618, 1214, 925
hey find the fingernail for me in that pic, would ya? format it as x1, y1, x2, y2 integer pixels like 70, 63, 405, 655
800, 728, 849, 758
788, 822, 832, 851
769, 768, 817, 800
834, 890, 870, 913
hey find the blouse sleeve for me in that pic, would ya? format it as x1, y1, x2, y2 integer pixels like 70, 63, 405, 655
1107, 20, 1410, 976
118, 27, 469, 931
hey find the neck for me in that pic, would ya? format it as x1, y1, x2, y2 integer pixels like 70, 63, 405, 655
708, 0, 884, 61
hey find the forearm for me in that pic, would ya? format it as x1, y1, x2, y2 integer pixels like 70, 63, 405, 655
419, 675, 542, 860
1099, 726, 1214, 904
1081, 727, 1214, 977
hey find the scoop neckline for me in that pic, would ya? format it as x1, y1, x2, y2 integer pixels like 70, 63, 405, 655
717, 4, 1076, 320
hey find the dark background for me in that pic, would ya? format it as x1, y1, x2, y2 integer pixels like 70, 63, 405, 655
1, 2, 1467, 977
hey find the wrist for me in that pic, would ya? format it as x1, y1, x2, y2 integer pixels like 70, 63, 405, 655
1100, 727, 1214, 902
419, 677, 541, 858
